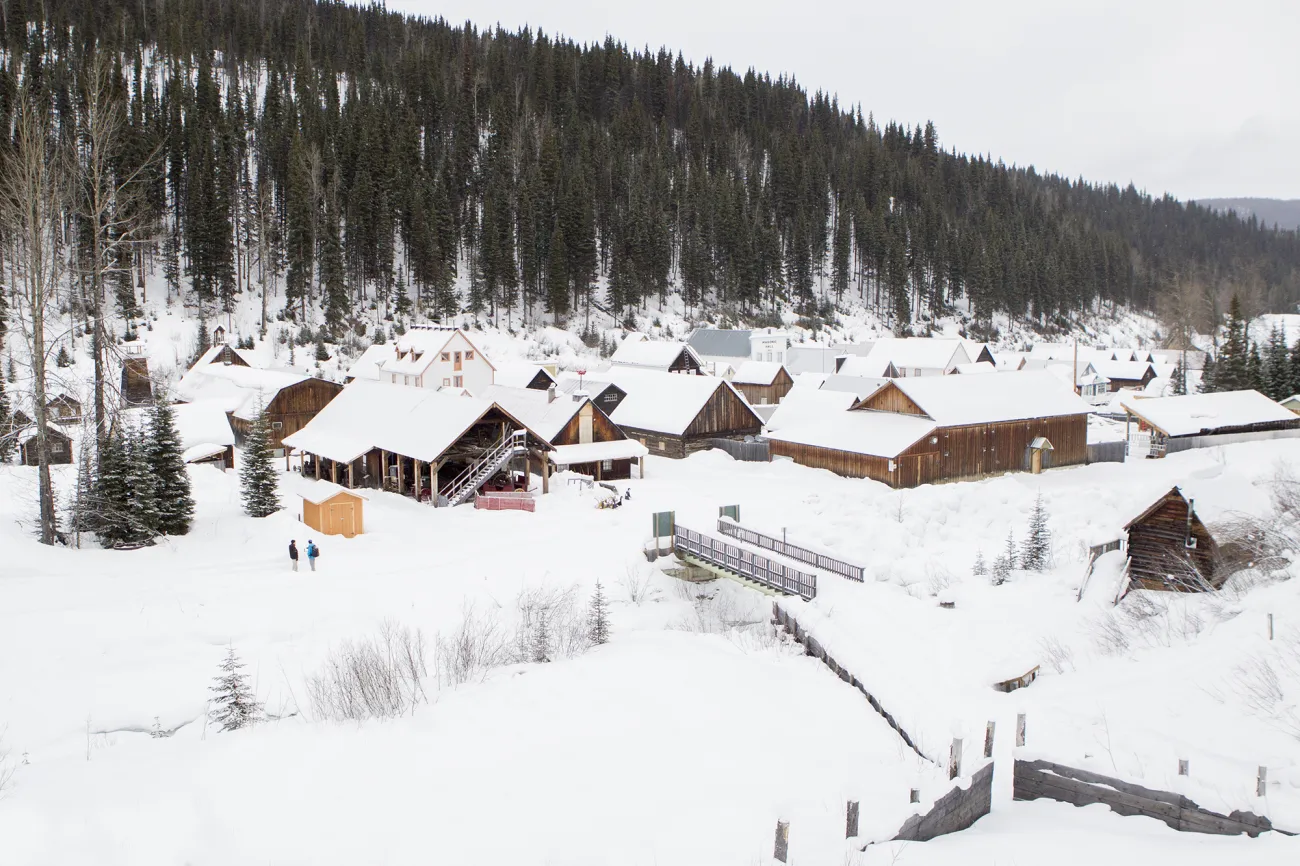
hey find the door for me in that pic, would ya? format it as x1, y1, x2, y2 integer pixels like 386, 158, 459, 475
579, 405, 594, 444
333, 502, 355, 537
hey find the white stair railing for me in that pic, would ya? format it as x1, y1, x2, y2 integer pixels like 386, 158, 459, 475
442, 429, 529, 506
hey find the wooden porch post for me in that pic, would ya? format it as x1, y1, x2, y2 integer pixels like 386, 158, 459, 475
639, 455, 645, 479
414, 459, 423, 500
330, 460, 338, 485
379, 449, 387, 488
525, 455, 531, 488
347, 461, 354, 489
314, 454, 320, 480
596, 460, 602, 482
542, 454, 549, 494
397, 456, 405, 495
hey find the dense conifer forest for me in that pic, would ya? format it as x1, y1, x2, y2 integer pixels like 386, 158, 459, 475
1, 0, 1299, 343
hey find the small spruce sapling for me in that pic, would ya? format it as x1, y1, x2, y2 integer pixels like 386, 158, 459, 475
209, 647, 263, 732
972, 549, 987, 577
1020, 491, 1051, 572
55, 344, 72, 367
531, 609, 552, 663
991, 530, 1015, 585
587, 579, 611, 646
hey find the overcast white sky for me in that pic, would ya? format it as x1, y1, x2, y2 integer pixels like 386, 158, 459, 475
378, 0, 1299, 201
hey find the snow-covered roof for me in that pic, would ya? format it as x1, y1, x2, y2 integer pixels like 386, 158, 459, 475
344, 344, 394, 382
283, 381, 515, 464
378, 327, 494, 377
493, 362, 557, 390
549, 439, 649, 466
299, 479, 368, 504
766, 409, 937, 459
952, 362, 996, 375
175, 364, 312, 421
172, 400, 235, 449
1087, 360, 1155, 382
731, 361, 787, 386
182, 442, 230, 463
878, 371, 1092, 426
764, 386, 858, 433
609, 338, 701, 371
601, 367, 758, 435
687, 328, 752, 360
860, 338, 970, 372
819, 375, 888, 400
785, 343, 872, 375
193, 343, 256, 368
1119, 390, 1300, 437
481, 384, 587, 443
835, 355, 896, 378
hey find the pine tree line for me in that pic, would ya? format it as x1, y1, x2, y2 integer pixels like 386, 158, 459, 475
1, 1, 1298, 342
90, 399, 195, 547
1201, 295, 1300, 401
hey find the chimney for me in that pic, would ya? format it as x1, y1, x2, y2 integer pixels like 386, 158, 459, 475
547, 383, 557, 403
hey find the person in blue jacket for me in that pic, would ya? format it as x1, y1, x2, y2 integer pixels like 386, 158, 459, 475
305, 539, 320, 571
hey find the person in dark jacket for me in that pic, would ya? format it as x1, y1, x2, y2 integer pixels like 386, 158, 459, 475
289, 540, 299, 572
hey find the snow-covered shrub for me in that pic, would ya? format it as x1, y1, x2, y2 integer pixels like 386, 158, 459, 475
512, 586, 587, 664
587, 580, 611, 647
620, 564, 656, 605
209, 647, 263, 732
1232, 632, 1300, 741
991, 530, 1015, 585
308, 621, 430, 722
434, 604, 510, 688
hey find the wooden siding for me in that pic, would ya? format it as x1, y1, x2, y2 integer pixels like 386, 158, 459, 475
1126, 492, 1220, 591
590, 383, 626, 415
683, 385, 763, 440
771, 414, 1087, 488
734, 367, 794, 406
121, 357, 154, 405
303, 491, 364, 537
550, 399, 625, 446
20, 429, 73, 466
210, 345, 249, 367
235, 378, 343, 449
667, 349, 703, 374
856, 381, 927, 416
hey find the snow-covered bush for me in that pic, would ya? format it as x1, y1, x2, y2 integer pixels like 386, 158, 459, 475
209, 647, 263, 732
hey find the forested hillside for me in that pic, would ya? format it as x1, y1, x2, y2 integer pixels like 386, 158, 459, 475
2, 0, 1300, 344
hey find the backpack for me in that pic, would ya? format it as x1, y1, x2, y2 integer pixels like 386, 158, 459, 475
310, 543, 320, 558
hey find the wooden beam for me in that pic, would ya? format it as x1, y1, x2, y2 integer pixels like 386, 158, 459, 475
314, 453, 320, 480
542, 452, 549, 494
414, 459, 423, 501
347, 461, 354, 489
330, 460, 337, 485
397, 456, 404, 495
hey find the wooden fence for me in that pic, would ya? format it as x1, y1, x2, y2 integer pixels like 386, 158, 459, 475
708, 437, 771, 462
1086, 441, 1127, 464
1013, 759, 1288, 837
675, 527, 817, 600
716, 518, 865, 582
892, 764, 994, 842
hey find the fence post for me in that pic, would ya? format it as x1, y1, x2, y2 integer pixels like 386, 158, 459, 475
845, 801, 859, 838
773, 820, 789, 863
1178, 759, 1190, 777
1268, 613, 1274, 640
1258, 766, 1267, 797
909, 788, 920, 804
1015, 713, 1026, 747
984, 721, 996, 758
949, 738, 963, 780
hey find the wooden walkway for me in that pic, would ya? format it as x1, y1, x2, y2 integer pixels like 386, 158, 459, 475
673, 526, 817, 600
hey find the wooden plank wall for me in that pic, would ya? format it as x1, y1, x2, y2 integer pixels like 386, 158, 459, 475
899, 415, 1088, 482
1126, 494, 1220, 590
1013, 759, 1285, 837
551, 400, 625, 446
858, 382, 928, 416
263, 378, 344, 447
892, 764, 995, 842
683, 385, 763, 440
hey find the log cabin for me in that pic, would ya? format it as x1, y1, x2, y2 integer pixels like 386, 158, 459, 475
175, 364, 342, 454
767, 371, 1090, 488
1120, 390, 1300, 457
601, 367, 763, 459
731, 361, 794, 406
283, 381, 554, 500
484, 384, 647, 480
609, 336, 705, 374
1085, 360, 1157, 392
557, 375, 627, 416
19, 425, 73, 466
46, 394, 83, 424
1123, 487, 1221, 591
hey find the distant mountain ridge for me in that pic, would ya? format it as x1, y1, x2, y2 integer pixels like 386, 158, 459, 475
1197, 198, 1300, 232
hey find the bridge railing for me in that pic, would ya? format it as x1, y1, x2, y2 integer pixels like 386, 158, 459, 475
674, 526, 817, 600
716, 518, 864, 582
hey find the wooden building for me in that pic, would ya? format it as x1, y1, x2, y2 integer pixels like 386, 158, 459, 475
283, 382, 554, 501
557, 375, 627, 416
731, 361, 794, 406
1120, 390, 1300, 457
192, 343, 253, 369
301, 481, 366, 537
484, 384, 648, 480
46, 395, 82, 424
494, 362, 559, 391
602, 367, 763, 458
768, 371, 1090, 488
176, 364, 342, 454
19, 426, 73, 466
609, 336, 705, 374
1085, 360, 1157, 392
121, 356, 154, 406
1123, 487, 1221, 591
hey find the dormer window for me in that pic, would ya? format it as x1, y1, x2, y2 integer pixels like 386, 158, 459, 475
441, 352, 450, 362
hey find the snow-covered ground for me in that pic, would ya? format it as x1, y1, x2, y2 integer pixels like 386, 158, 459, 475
2, 432, 1299, 863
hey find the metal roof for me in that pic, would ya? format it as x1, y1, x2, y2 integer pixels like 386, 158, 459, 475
687, 328, 753, 359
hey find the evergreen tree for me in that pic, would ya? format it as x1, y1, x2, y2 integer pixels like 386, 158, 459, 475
1020, 492, 1051, 571
991, 530, 1015, 585
1263, 326, 1291, 400
209, 646, 262, 732
1289, 337, 1300, 397
145, 399, 194, 535
587, 579, 610, 647
55, 344, 72, 367
972, 549, 986, 577
314, 337, 330, 362
194, 310, 212, 364
531, 609, 552, 663
239, 410, 280, 517
94, 427, 155, 546
1211, 295, 1250, 391
1246, 342, 1264, 392
1172, 355, 1187, 396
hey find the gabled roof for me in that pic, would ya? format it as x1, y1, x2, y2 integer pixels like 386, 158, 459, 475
819, 374, 888, 400
344, 344, 394, 382
766, 410, 937, 459
610, 338, 702, 371
836, 355, 897, 378
764, 385, 858, 433
300, 479, 368, 505
1087, 360, 1156, 381
1119, 390, 1300, 437
687, 328, 752, 359
379, 327, 495, 377
731, 361, 789, 386
175, 363, 316, 421
952, 362, 996, 375
481, 384, 594, 443
493, 362, 558, 390
860, 338, 971, 372
193, 343, 255, 368
283, 381, 547, 464
601, 366, 760, 435
865, 371, 1091, 426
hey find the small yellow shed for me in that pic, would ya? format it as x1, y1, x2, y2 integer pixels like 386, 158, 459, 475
300, 481, 367, 537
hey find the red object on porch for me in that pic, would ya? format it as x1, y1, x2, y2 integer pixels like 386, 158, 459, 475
474, 491, 536, 512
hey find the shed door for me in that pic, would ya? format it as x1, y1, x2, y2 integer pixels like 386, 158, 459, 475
332, 502, 355, 538
579, 405, 594, 444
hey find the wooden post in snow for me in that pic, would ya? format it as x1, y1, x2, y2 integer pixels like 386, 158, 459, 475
984, 721, 996, 758
949, 738, 963, 780
1178, 759, 1190, 777
1016, 713, 1027, 747
845, 801, 859, 839
1258, 766, 1268, 797
773, 820, 789, 863
1268, 613, 1274, 640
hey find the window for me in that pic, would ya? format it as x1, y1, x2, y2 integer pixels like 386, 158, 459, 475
766, 351, 772, 362
602, 460, 613, 471
914, 368, 922, 376
776, 351, 783, 362
454, 351, 462, 362
453, 375, 463, 387
659, 440, 667, 451
404, 375, 410, 386
391, 374, 397, 384
272, 421, 283, 430
416, 377, 422, 387
465, 351, 474, 360
441, 352, 450, 362
759, 396, 768, 405
442, 378, 451, 386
